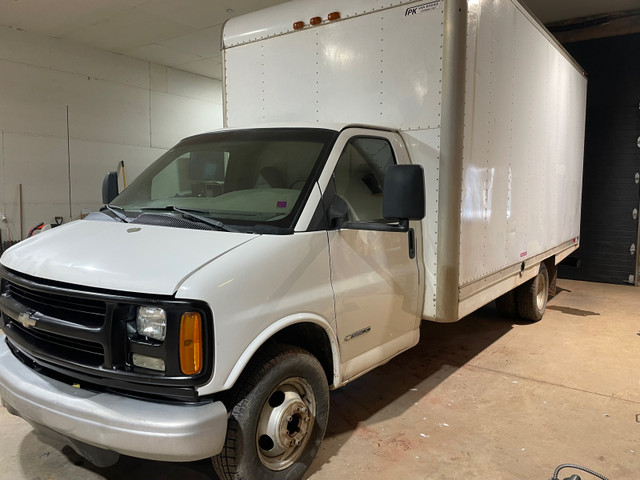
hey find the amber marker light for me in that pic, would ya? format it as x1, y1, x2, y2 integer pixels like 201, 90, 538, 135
310, 16, 322, 25
293, 21, 304, 30
180, 312, 203, 375
328, 12, 340, 21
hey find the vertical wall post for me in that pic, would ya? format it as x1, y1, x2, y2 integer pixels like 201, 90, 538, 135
19, 183, 23, 240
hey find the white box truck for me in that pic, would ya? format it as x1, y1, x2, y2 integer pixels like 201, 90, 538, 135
0, 0, 586, 479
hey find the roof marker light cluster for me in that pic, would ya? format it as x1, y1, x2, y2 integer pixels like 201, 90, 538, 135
293, 11, 341, 30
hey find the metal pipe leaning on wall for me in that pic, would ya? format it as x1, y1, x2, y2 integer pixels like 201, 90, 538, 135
19, 183, 23, 241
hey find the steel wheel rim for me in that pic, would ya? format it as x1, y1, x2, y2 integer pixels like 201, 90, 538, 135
256, 377, 316, 471
535, 273, 548, 311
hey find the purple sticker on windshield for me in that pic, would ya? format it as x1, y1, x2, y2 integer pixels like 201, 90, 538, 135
277, 201, 287, 208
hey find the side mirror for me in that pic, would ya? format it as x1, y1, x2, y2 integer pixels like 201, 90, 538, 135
383, 165, 425, 221
102, 171, 119, 204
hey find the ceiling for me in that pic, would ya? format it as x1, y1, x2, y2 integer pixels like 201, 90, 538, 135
0, 0, 638, 80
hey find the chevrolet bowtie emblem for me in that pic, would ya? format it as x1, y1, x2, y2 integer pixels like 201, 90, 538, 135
17, 311, 37, 328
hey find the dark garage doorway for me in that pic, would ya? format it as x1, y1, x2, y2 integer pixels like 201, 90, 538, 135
559, 33, 640, 285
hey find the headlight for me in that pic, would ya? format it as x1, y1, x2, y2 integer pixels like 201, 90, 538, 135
136, 306, 167, 341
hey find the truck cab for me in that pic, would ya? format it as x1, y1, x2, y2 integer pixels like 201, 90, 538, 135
0, 124, 425, 478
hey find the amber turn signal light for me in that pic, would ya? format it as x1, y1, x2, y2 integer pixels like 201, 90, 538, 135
180, 312, 203, 375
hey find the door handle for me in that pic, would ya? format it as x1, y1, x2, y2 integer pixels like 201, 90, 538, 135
408, 228, 416, 259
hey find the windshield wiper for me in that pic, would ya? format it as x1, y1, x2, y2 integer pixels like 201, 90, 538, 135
140, 206, 239, 233
101, 204, 131, 223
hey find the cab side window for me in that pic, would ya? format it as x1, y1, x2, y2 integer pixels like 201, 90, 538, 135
333, 137, 396, 223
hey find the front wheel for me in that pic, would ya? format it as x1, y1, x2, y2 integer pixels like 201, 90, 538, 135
212, 345, 330, 480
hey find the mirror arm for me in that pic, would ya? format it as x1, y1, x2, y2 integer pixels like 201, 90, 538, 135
383, 219, 409, 232
340, 219, 409, 232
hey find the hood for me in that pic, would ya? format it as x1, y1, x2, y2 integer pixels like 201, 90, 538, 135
0, 218, 256, 295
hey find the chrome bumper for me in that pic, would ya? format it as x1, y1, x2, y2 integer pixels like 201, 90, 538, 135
0, 335, 227, 464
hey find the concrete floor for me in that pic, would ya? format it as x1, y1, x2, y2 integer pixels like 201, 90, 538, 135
1, 279, 638, 479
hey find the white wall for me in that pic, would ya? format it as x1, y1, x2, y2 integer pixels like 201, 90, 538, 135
0, 25, 223, 241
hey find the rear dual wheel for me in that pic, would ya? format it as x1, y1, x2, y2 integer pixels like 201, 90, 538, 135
496, 263, 549, 322
517, 263, 549, 322
495, 289, 518, 317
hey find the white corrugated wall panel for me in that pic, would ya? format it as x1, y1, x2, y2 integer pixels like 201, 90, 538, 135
0, 25, 223, 237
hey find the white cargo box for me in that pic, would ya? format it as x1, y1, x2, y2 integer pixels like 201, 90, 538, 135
223, 0, 587, 322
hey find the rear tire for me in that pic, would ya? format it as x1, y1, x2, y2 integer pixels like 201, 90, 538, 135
212, 345, 329, 480
517, 263, 549, 322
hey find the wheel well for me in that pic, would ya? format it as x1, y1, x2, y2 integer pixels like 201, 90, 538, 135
262, 323, 335, 387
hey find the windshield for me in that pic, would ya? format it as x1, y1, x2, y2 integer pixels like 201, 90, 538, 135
111, 128, 338, 231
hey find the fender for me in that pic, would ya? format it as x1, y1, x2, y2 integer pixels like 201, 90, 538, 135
219, 313, 342, 391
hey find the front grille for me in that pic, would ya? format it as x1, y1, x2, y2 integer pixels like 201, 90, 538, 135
6, 281, 106, 328
6, 318, 104, 366
0, 275, 110, 368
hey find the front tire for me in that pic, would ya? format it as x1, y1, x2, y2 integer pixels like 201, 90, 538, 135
212, 345, 329, 480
